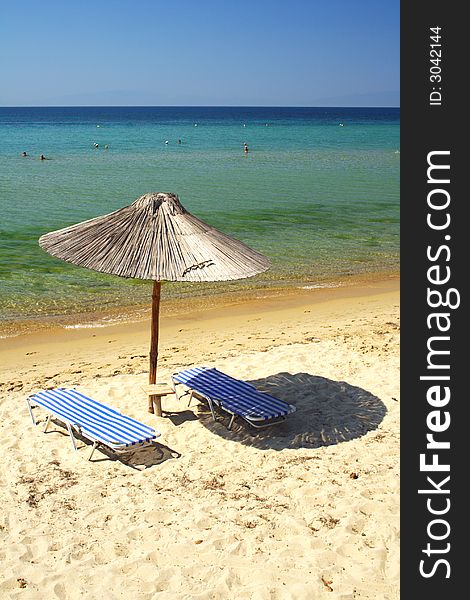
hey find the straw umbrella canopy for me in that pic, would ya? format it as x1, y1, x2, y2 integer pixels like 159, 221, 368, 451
39, 192, 270, 403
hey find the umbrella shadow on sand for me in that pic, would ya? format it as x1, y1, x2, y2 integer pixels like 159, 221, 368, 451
196, 372, 387, 450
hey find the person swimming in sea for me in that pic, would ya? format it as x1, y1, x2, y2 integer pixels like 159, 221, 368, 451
39, 154, 47, 160
21, 151, 28, 157
244, 142, 249, 153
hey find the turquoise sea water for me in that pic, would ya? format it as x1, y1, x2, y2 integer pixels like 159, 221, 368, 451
0, 107, 399, 324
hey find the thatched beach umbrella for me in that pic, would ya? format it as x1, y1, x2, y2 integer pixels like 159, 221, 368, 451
39, 192, 270, 411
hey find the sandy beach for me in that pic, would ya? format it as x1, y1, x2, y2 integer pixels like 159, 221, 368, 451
0, 276, 399, 599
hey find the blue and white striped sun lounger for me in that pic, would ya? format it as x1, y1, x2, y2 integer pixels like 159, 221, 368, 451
26, 388, 160, 460
172, 367, 296, 429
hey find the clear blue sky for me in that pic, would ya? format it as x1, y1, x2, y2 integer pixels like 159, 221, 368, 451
0, 0, 399, 107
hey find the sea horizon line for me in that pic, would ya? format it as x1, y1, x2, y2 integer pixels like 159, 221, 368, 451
0, 105, 400, 110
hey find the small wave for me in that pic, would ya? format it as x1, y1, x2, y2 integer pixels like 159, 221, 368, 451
299, 283, 342, 289
63, 322, 113, 330
0, 333, 20, 339
62, 313, 139, 330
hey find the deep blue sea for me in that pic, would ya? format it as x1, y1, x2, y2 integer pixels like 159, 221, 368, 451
0, 106, 399, 325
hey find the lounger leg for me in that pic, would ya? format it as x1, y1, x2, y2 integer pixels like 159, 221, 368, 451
26, 398, 37, 425
228, 415, 236, 430
88, 441, 98, 461
207, 399, 216, 422
188, 390, 194, 407
43, 414, 52, 433
66, 423, 77, 451
171, 378, 178, 398
171, 379, 191, 404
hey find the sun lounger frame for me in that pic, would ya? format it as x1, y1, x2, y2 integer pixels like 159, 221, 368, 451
171, 367, 296, 429
26, 388, 160, 460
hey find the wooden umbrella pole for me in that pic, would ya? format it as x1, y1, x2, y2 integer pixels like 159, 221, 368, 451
148, 280, 161, 414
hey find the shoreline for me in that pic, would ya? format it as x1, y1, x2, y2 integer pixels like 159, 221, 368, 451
0, 270, 399, 340
1, 273, 398, 389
